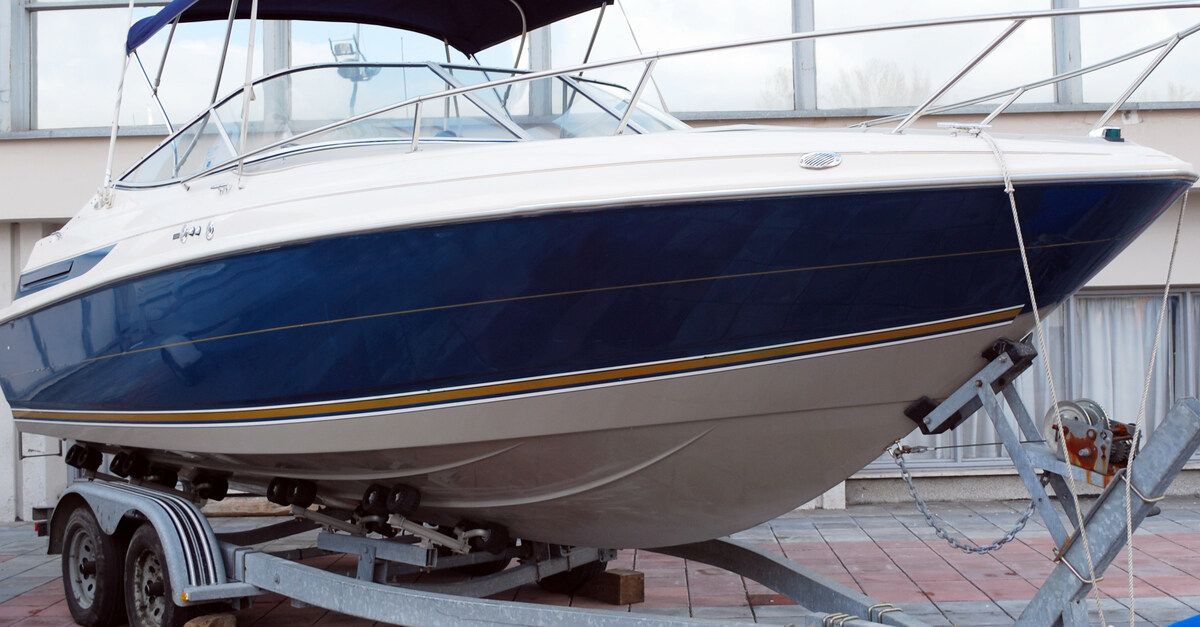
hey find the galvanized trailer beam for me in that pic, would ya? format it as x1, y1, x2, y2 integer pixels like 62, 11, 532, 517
237, 547, 896, 626
655, 539, 927, 627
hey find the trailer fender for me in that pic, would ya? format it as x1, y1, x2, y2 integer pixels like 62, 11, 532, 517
51, 481, 227, 603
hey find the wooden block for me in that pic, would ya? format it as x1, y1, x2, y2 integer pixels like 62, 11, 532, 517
581, 568, 645, 605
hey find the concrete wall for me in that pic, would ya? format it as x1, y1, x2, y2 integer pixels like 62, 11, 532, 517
0, 107, 1198, 518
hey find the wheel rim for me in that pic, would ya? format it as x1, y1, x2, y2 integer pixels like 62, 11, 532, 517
65, 527, 98, 609
131, 547, 168, 625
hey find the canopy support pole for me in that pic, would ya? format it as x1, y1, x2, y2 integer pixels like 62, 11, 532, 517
153, 18, 179, 96
209, 0, 240, 106
236, 0, 260, 183
565, 1, 606, 112
501, 0, 528, 108
100, 0, 138, 203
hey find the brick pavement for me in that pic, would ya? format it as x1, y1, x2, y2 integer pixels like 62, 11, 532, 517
2, 497, 1199, 625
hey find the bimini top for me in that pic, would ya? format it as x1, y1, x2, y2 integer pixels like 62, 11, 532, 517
126, 0, 610, 55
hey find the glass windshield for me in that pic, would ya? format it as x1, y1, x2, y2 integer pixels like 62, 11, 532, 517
120, 62, 688, 186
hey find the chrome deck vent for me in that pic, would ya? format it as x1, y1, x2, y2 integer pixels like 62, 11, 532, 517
799, 152, 842, 170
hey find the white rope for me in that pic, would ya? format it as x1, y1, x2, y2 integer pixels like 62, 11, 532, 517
1123, 188, 1188, 624
979, 131, 1107, 625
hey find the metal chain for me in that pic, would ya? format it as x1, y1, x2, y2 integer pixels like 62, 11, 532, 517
891, 446, 1035, 554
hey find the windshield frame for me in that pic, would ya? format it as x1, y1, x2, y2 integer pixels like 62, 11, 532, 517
116, 61, 686, 189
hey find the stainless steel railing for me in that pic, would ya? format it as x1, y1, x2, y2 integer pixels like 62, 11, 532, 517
120, 0, 1200, 187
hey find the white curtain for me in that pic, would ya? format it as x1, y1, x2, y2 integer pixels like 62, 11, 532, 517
1075, 295, 1176, 433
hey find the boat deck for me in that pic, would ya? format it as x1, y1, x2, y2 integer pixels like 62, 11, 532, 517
2, 498, 1199, 625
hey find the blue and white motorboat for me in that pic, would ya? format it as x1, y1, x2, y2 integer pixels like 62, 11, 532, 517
1, 0, 1195, 548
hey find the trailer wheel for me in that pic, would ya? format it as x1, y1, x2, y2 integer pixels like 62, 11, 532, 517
124, 524, 207, 627
61, 506, 126, 626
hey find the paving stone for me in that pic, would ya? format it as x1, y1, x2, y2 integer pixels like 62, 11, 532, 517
690, 606, 755, 619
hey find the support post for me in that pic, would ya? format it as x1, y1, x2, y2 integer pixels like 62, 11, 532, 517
1052, 0, 1083, 104
4, 0, 32, 131
791, 0, 816, 111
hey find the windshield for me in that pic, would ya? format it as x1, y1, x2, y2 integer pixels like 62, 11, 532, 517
120, 62, 687, 186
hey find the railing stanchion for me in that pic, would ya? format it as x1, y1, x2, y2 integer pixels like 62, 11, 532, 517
980, 87, 1026, 126
1092, 33, 1182, 131
894, 19, 1026, 134
615, 59, 657, 135
411, 102, 423, 153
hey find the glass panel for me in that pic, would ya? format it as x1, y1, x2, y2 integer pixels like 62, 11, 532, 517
36, 8, 263, 129
813, 0, 1054, 110
123, 113, 233, 184
550, 1, 793, 112
1079, 1, 1200, 102
214, 65, 440, 156
1075, 295, 1179, 430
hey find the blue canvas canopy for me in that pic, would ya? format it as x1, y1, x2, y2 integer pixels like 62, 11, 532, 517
126, 0, 610, 55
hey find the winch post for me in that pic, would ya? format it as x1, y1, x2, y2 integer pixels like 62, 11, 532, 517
904, 339, 1200, 627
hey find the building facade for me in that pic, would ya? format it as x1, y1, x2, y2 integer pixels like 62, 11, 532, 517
2, 0, 1200, 519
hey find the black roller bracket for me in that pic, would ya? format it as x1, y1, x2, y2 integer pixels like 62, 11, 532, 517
906, 338, 1038, 436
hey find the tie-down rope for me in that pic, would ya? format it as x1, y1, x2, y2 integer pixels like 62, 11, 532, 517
978, 130, 1108, 625
1122, 186, 1188, 624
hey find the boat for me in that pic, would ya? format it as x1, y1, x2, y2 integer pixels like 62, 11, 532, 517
1, 0, 1196, 549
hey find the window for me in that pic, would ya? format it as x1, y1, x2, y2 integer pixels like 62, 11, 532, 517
34, 7, 263, 129
813, 0, 1053, 110
1073, 294, 1179, 428
1080, 0, 1200, 103
12, 0, 1200, 133
551, 0, 794, 112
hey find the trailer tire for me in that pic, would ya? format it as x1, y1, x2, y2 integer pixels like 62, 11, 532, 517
124, 524, 211, 627
60, 505, 127, 626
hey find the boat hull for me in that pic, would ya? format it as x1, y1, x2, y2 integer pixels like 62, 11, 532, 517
3, 177, 1191, 547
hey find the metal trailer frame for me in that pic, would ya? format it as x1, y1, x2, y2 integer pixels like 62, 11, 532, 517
44, 474, 931, 626
906, 339, 1200, 626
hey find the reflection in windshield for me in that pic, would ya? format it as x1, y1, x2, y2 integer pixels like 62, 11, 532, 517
120, 63, 689, 186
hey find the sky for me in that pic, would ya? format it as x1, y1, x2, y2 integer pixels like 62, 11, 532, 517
30, 0, 1200, 129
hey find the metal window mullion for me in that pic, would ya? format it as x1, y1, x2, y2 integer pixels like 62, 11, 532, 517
10, 0, 33, 131
1065, 296, 1078, 399
528, 26, 552, 118
1052, 0, 1083, 105
791, 0, 816, 112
